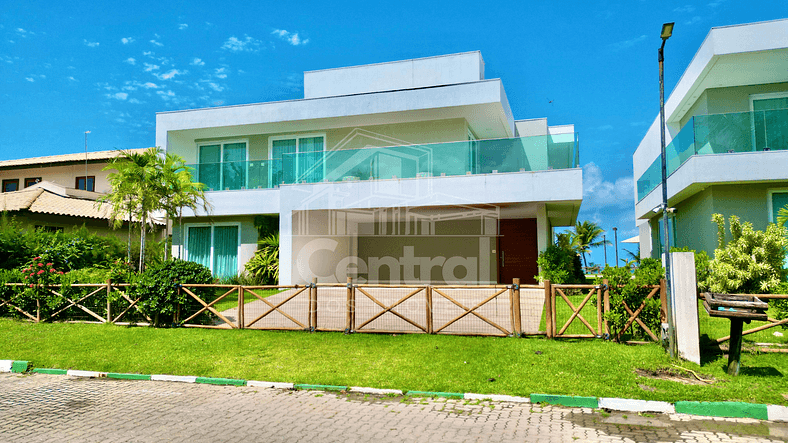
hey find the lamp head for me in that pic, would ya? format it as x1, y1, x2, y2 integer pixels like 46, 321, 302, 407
661, 22, 674, 40
85, 130, 91, 134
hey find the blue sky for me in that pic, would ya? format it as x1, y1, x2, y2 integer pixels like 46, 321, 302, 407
1, 0, 786, 265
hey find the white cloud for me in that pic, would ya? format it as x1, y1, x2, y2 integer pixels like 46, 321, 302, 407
608, 35, 646, 51
68, 76, 77, 81
84, 39, 100, 48
208, 82, 224, 92
121, 37, 135, 44
178, 23, 188, 30
673, 5, 695, 13
221, 35, 261, 52
150, 39, 163, 47
157, 90, 176, 100
107, 92, 129, 100
16, 28, 33, 37
155, 69, 185, 80
685, 16, 702, 25
143, 51, 153, 56
582, 162, 634, 209
597, 124, 614, 131
215, 67, 227, 78
128, 98, 142, 104
272, 29, 309, 46
143, 63, 160, 72
25, 77, 34, 82
142, 81, 159, 88
191, 57, 205, 66
124, 57, 136, 65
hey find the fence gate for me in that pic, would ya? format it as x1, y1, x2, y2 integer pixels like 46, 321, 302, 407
551, 284, 602, 338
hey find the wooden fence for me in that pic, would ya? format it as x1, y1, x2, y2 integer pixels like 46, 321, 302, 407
0, 278, 675, 340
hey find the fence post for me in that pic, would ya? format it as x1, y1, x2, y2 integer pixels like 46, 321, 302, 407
544, 280, 552, 338
426, 286, 433, 334
659, 279, 667, 323
551, 282, 557, 337
597, 280, 604, 337
603, 279, 610, 337
512, 278, 522, 337
36, 298, 40, 323
346, 277, 354, 333
106, 278, 112, 324
237, 285, 245, 329
311, 277, 318, 332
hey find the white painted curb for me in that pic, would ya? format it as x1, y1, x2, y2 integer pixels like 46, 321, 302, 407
767, 405, 788, 422
67, 370, 107, 378
599, 398, 675, 414
151, 374, 197, 383
464, 393, 530, 403
0, 360, 12, 373
247, 380, 294, 389
350, 387, 403, 395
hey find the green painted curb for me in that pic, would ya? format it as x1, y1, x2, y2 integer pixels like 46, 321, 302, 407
32, 368, 67, 375
405, 391, 464, 399
195, 377, 246, 386
530, 393, 598, 409
107, 373, 152, 381
11, 361, 28, 373
294, 384, 347, 391
675, 401, 768, 420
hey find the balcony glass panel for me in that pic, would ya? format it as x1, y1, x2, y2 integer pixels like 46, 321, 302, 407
188, 159, 282, 191
636, 107, 788, 202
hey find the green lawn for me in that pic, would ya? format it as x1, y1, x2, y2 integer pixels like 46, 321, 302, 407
1, 318, 786, 405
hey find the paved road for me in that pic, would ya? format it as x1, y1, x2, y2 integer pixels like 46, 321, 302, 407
1, 373, 786, 442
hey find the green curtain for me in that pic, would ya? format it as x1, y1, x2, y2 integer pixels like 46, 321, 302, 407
199, 145, 221, 190
213, 226, 239, 278
299, 137, 324, 183
222, 142, 247, 190
187, 227, 211, 269
273, 139, 297, 184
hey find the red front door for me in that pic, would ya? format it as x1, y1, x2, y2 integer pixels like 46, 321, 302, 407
498, 219, 539, 284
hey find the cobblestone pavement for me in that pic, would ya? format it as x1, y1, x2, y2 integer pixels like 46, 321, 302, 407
1, 373, 787, 442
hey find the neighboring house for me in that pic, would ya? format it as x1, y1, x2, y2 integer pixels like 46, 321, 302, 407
0, 149, 162, 235
633, 19, 788, 259
157, 52, 583, 284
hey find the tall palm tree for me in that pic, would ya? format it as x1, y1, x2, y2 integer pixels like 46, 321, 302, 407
572, 221, 611, 268
158, 153, 212, 261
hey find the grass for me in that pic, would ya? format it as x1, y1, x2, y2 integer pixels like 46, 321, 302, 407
1, 318, 787, 405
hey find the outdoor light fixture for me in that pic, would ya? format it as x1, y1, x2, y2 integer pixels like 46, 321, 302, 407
661, 22, 674, 40
659, 22, 677, 358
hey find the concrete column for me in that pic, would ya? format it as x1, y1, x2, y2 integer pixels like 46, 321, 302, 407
279, 210, 293, 285
536, 203, 549, 253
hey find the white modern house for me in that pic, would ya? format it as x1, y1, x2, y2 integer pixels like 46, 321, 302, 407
633, 19, 788, 258
156, 52, 583, 284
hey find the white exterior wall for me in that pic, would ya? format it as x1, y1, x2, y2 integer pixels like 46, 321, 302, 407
304, 52, 484, 99
0, 162, 112, 193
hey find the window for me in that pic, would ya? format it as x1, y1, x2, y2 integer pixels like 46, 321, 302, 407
24, 177, 41, 188
750, 92, 788, 151
269, 134, 325, 184
2, 179, 19, 193
197, 140, 248, 191
186, 224, 240, 277
656, 215, 677, 257
75, 176, 95, 191
768, 190, 788, 224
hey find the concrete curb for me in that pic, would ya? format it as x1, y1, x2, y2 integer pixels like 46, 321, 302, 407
4, 362, 786, 423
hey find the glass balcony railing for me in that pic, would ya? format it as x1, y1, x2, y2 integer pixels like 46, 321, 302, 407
187, 133, 579, 191
636, 108, 788, 201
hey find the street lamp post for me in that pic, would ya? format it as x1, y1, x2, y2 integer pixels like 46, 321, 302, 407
603, 234, 608, 267
659, 22, 677, 358
84, 131, 91, 190
613, 227, 619, 267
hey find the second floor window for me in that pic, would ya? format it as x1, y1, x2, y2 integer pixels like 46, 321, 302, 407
270, 135, 325, 184
24, 177, 41, 188
2, 179, 19, 193
198, 141, 247, 191
76, 176, 95, 191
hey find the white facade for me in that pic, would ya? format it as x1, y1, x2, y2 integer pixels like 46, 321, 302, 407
632, 19, 788, 257
157, 52, 583, 284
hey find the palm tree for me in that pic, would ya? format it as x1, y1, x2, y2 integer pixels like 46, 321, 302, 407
100, 148, 162, 271
158, 153, 211, 261
572, 221, 611, 268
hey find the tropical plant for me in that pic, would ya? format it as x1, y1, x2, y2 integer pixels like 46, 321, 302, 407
572, 221, 611, 268
536, 243, 585, 284
705, 213, 788, 294
132, 259, 214, 326
245, 232, 280, 284
597, 258, 664, 341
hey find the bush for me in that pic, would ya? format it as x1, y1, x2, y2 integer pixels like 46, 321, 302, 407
536, 244, 585, 284
706, 214, 787, 294
133, 260, 213, 326
597, 258, 664, 341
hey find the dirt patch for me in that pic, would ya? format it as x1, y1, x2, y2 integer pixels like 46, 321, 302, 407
634, 367, 719, 385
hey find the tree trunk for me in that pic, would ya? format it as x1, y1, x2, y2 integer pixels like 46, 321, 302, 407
179, 210, 185, 260
164, 214, 170, 262
139, 211, 146, 272
127, 201, 132, 264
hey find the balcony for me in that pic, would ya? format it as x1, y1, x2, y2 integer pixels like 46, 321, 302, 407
188, 133, 579, 191
637, 108, 788, 201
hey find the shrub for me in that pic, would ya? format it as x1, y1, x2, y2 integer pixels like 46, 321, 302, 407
245, 232, 279, 285
597, 258, 664, 341
536, 244, 585, 284
133, 260, 213, 326
706, 214, 787, 294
